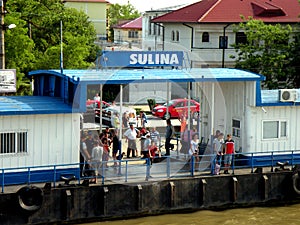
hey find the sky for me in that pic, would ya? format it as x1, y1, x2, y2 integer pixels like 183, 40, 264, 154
108, 0, 199, 13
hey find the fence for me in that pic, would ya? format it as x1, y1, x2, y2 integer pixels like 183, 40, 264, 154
1, 150, 300, 193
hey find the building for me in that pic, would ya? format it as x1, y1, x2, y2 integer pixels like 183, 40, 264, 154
112, 17, 143, 48
151, 0, 300, 68
63, 0, 109, 40
142, 4, 189, 51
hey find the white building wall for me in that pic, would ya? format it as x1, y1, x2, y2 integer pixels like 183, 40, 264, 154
0, 113, 80, 169
142, 12, 165, 51
196, 81, 257, 152
161, 23, 240, 67
247, 106, 300, 153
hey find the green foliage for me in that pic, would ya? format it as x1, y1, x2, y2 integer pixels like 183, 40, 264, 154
231, 19, 297, 89
108, 2, 140, 41
108, 3, 141, 26
5, 0, 100, 95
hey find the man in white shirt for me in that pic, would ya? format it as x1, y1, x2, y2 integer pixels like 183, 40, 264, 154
124, 124, 139, 158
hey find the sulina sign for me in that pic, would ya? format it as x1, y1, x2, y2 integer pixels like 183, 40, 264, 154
100, 51, 183, 68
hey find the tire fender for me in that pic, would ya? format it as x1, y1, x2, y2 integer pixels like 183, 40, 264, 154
17, 185, 44, 211
292, 173, 300, 195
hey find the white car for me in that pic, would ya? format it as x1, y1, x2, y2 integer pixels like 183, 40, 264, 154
96, 106, 137, 128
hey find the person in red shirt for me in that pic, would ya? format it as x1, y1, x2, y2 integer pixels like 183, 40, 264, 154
224, 134, 235, 174
149, 140, 158, 165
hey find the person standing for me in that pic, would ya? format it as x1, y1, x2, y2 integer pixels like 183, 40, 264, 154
80, 134, 90, 177
111, 129, 120, 166
142, 133, 151, 159
212, 132, 224, 175
91, 141, 103, 183
224, 134, 235, 174
124, 124, 139, 158
94, 93, 100, 102
189, 133, 200, 171
165, 119, 174, 156
150, 127, 161, 147
122, 112, 129, 129
140, 111, 148, 127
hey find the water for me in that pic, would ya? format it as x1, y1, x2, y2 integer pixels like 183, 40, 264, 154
80, 204, 300, 225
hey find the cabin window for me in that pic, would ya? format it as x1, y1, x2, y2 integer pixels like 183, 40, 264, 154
262, 120, 287, 139
202, 32, 209, 42
128, 31, 138, 38
0, 131, 28, 154
232, 119, 241, 138
171, 30, 175, 41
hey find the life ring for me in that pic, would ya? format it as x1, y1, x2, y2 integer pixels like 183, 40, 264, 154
17, 185, 44, 211
292, 173, 300, 195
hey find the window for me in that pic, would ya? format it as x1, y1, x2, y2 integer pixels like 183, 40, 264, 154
263, 120, 287, 139
171, 30, 175, 41
232, 119, 241, 138
148, 16, 152, 35
235, 32, 247, 45
128, 31, 138, 38
171, 30, 179, 42
0, 131, 28, 154
202, 32, 209, 42
219, 36, 228, 49
176, 31, 180, 42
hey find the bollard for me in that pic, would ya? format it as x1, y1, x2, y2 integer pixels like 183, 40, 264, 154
103, 187, 109, 215
169, 182, 176, 207
200, 179, 207, 206
137, 184, 143, 210
262, 175, 269, 200
232, 177, 238, 202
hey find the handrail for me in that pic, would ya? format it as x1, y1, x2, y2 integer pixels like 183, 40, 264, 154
1, 150, 300, 193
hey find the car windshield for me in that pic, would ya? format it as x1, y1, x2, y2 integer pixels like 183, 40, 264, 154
163, 100, 176, 107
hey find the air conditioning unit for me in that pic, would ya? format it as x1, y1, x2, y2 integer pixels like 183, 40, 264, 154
279, 89, 298, 102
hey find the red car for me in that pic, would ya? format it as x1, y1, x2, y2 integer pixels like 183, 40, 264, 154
86, 100, 110, 109
152, 99, 200, 119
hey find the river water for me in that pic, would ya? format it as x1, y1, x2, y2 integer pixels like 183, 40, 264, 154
80, 203, 300, 225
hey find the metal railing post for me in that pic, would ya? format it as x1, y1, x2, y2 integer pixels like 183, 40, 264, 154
251, 153, 254, 173
271, 152, 274, 172
232, 153, 235, 175
1, 169, 4, 193
291, 151, 294, 169
53, 165, 57, 187
27, 167, 31, 184
167, 156, 170, 178
125, 160, 128, 182
146, 158, 151, 180
102, 161, 105, 185
191, 156, 194, 176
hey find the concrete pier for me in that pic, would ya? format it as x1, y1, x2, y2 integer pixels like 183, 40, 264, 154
0, 170, 299, 225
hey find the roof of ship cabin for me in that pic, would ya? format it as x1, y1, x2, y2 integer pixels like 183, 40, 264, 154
28, 68, 265, 84
0, 96, 76, 116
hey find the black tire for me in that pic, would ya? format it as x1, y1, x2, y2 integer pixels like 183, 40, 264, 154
17, 186, 44, 211
292, 173, 300, 195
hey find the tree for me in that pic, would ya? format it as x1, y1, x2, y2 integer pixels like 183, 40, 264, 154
5, 0, 100, 94
231, 19, 296, 89
107, 2, 141, 41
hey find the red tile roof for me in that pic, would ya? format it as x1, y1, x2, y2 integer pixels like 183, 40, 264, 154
63, 0, 109, 3
115, 17, 142, 29
152, 0, 300, 23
